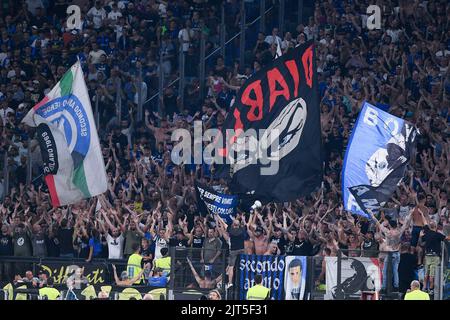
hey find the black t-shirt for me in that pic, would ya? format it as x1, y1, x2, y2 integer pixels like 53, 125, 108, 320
191, 236, 204, 249
0, 233, 13, 256
422, 230, 445, 254
362, 239, 379, 257
291, 239, 313, 256
270, 235, 287, 255
58, 228, 74, 255
46, 236, 60, 257
169, 237, 189, 248
75, 236, 90, 259
229, 227, 246, 251
191, 235, 204, 260
140, 246, 153, 262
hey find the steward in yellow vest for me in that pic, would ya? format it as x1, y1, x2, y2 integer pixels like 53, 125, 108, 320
39, 279, 60, 300
246, 274, 270, 300
153, 247, 171, 276
127, 243, 144, 284
404, 280, 430, 300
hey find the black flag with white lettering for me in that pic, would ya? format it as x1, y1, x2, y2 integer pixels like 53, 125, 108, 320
217, 40, 322, 203
36, 123, 59, 175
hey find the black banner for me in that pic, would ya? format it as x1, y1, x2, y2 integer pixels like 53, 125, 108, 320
36, 123, 59, 175
219, 40, 322, 203
38, 261, 109, 285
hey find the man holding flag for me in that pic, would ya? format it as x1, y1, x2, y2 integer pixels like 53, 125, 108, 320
21, 61, 108, 207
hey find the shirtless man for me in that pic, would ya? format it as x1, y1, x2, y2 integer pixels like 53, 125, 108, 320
369, 209, 412, 292
187, 257, 222, 289
410, 194, 430, 246
111, 264, 148, 286
145, 110, 173, 144
248, 210, 274, 255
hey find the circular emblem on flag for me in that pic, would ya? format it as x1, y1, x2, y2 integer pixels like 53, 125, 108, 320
263, 97, 308, 161
35, 95, 91, 159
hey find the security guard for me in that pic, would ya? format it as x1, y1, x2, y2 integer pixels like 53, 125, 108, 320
404, 280, 430, 300
153, 247, 171, 276
39, 278, 61, 300
246, 274, 270, 300
127, 243, 144, 284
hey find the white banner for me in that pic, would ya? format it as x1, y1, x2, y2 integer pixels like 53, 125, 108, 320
325, 256, 382, 300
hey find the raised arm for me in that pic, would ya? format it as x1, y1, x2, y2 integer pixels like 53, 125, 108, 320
187, 257, 202, 286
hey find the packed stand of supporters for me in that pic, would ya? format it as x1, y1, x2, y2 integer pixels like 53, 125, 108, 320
0, 0, 449, 298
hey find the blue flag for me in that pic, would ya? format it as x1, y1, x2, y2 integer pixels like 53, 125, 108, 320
342, 102, 418, 217
195, 182, 238, 224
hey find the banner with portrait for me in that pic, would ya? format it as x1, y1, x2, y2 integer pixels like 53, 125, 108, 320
235, 254, 311, 300
283, 256, 309, 300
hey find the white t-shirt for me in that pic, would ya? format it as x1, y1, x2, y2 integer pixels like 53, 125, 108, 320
264, 35, 282, 46
178, 28, 195, 52
87, 7, 106, 29
107, 233, 124, 259
0, 107, 14, 124
89, 49, 106, 64
153, 235, 168, 259
108, 10, 122, 21
387, 28, 401, 43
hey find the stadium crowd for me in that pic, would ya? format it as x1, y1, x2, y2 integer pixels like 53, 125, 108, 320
0, 0, 449, 299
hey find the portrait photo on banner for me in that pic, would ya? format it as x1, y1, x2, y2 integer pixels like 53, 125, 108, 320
283, 256, 307, 300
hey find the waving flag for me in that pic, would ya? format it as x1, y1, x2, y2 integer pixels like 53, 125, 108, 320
195, 181, 238, 223
342, 102, 418, 217
218, 40, 322, 203
22, 61, 107, 206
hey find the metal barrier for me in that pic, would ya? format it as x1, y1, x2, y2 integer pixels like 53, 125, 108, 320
168, 247, 227, 300
0, 256, 169, 300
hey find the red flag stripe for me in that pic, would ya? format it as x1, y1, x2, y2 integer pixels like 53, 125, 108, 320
33, 96, 50, 111
45, 175, 60, 207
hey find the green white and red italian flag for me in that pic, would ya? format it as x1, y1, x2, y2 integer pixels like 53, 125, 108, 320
22, 61, 107, 207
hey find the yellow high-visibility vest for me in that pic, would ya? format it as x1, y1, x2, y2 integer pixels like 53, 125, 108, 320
246, 284, 270, 300
404, 290, 430, 300
15, 285, 28, 300
127, 253, 144, 284
154, 256, 171, 274
39, 287, 61, 300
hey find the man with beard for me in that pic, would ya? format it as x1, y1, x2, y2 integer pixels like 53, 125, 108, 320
270, 227, 288, 255
287, 229, 313, 256
100, 210, 125, 260
13, 222, 32, 275
220, 217, 246, 289
30, 223, 47, 258
124, 220, 144, 259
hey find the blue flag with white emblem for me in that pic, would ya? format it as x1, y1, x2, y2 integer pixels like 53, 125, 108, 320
342, 102, 418, 217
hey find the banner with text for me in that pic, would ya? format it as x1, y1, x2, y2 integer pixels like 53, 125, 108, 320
195, 181, 238, 223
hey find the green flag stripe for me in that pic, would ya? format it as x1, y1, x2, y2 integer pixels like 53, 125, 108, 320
72, 164, 91, 198
59, 69, 74, 96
